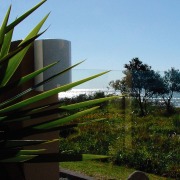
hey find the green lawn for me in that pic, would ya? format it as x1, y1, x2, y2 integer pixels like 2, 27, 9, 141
60, 161, 173, 180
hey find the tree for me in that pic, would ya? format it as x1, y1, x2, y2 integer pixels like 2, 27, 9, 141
109, 79, 127, 94
124, 57, 151, 71
157, 68, 180, 113
124, 58, 155, 115
109, 58, 162, 116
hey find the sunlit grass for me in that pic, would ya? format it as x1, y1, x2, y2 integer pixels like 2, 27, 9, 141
60, 161, 172, 180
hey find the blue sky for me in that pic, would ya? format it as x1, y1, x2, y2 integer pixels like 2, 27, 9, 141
1, 0, 180, 74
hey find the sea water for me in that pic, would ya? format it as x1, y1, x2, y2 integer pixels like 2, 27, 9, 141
59, 89, 180, 107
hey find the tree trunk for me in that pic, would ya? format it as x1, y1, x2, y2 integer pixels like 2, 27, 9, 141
138, 95, 145, 116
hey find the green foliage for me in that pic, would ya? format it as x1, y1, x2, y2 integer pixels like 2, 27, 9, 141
109, 58, 163, 116
109, 58, 180, 116
108, 105, 180, 179
60, 98, 180, 179
172, 114, 180, 131
159, 68, 180, 114
109, 79, 127, 94
60, 116, 117, 155
0, 0, 114, 164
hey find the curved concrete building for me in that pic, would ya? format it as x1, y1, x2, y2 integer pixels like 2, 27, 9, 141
34, 39, 71, 91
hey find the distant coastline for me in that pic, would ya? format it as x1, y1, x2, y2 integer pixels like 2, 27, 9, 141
59, 89, 180, 107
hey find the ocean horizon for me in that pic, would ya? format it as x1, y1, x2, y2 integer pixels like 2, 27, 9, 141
59, 88, 180, 107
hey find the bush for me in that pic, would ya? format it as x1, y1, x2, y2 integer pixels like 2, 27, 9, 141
109, 112, 179, 178
59, 98, 179, 178
60, 121, 118, 155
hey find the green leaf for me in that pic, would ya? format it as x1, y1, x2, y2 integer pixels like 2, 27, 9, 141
19, 13, 49, 46
58, 154, 109, 162
6, 119, 106, 139
18, 149, 46, 155
17, 61, 58, 86
0, 61, 84, 108
0, 30, 46, 65
0, 71, 109, 115
42, 139, 59, 144
0, 28, 13, 85
0, 5, 11, 46
5, 0, 47, 33
2, 106, 60, 123
11, 153, 109, 163
3, 95, 111, 123
0, 155, 38, 163
4, 140, 47, 148
60, 96, 118, 110
0, 14, 49, 86
34, 106, 100, 129
32, 60, 85, 90
0, 47, 29, 86
27, 153, 81, 163
0, 28, 13, 59
77, 118, 106, 127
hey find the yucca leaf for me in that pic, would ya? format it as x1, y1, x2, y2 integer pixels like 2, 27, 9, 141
0, 30, 46, 65
34, 106, 99, 130
42, 139, 59, 144
24, 153, 105, 163
18, 149, 46, 155
59, 118, 106, 138
0, 71, 109, 115
2, 101, 61, 122
0, 0, 112, 166
60, 96, 118, 110
3, 139, 59, 149
26, 153, 81, 162
26, 153, 61, 162
6, 118, 106, 139
3, 106, 61, 123
77, 118, 106, 126
5, 107, 101, 138
0, 59, 57, 97
18, 13, 49, 46
0, 61, 83, 108
3, 140, 47, 149
0, 30, 43, 87
0, 5, 11, 46
0, 28, 13, 59
61, 154, 110, 163
17, 61, 58, 86
3, 95, 113, 122
0, 155, 38, 163
5, 0, 47, 33
3, 115, 31, 123
0, 14, 49, 87
0, 28, 14, 84
32, 60, 85, 90
0, 46, 30, 86
26, 153, 109, 163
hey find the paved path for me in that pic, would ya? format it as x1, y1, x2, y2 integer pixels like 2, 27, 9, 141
60, 168, 94, 180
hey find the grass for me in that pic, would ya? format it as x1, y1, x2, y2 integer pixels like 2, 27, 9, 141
59, 99, 179, 178
60, 161, 173, 180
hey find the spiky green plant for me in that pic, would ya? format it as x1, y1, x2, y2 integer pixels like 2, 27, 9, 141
0, 0, 117, 164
